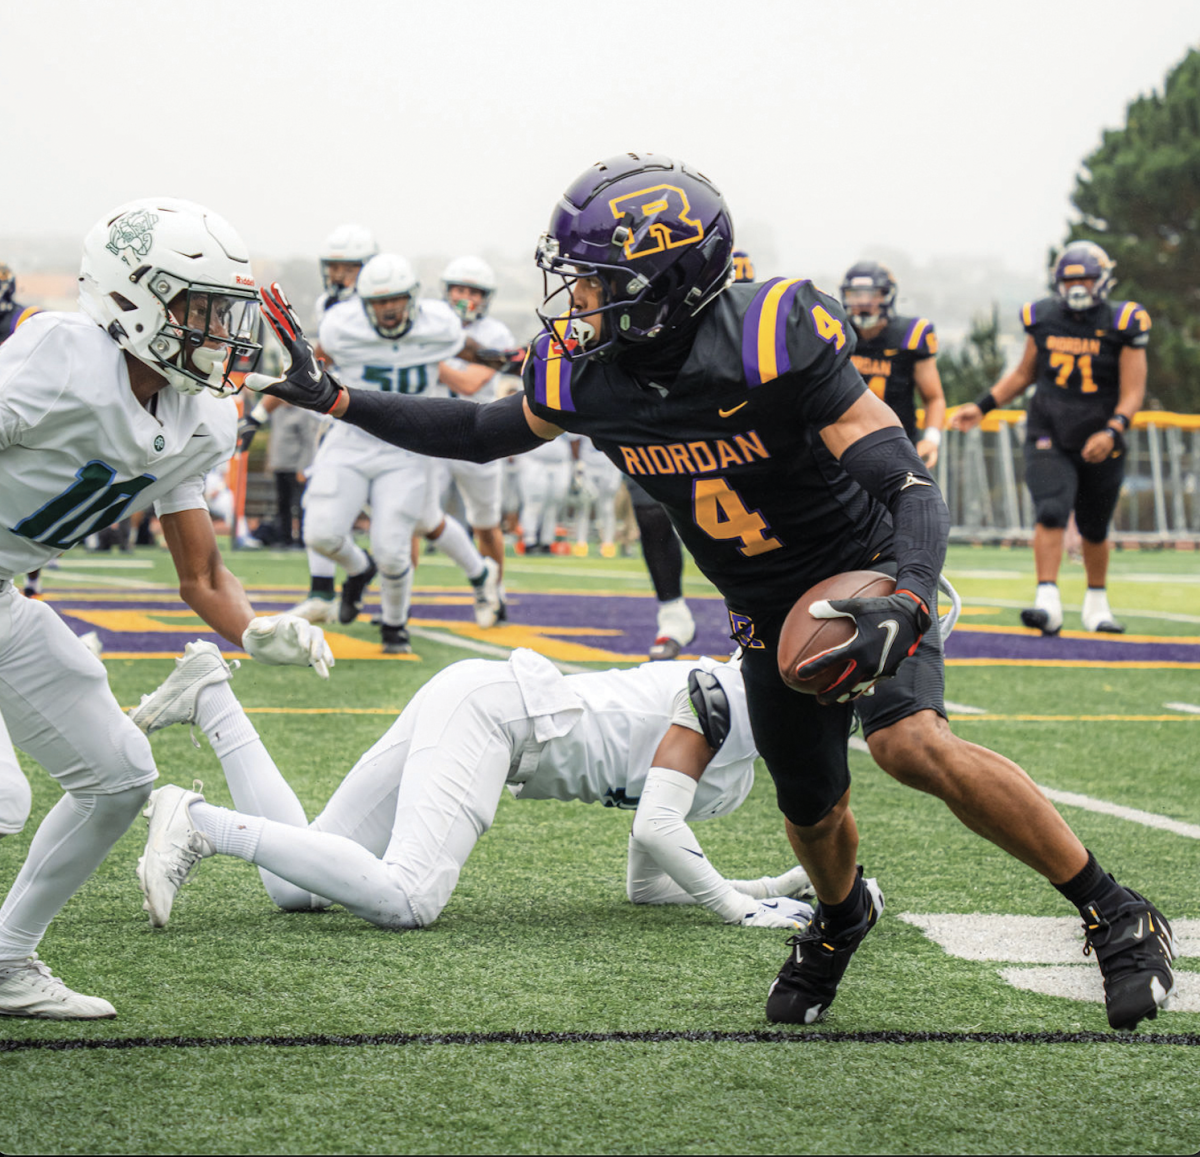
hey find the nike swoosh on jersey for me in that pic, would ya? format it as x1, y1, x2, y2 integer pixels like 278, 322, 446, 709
719, 401, 749, 417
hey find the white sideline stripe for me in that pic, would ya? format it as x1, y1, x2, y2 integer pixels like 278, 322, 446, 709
47, 559, 154, 569
50, 569, 165, 590
1164, 702, 1200, 714
1036, 785, 1200, 840
944, 700, 987, 714
961, 596, 1200, 625
948, 569, 1200, 587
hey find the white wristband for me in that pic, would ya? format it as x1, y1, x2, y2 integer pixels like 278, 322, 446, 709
250, 401, 271, 424
922, 427, 942, 447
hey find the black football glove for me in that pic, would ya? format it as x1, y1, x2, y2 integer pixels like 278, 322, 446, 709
794, 590, 932, 706
236, 412, 262, 454
243, 283, 344, 414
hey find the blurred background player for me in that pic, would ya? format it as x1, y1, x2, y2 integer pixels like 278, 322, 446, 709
316, 223, 379, 315
432, 257, 512, 616
1, 262, 47, 600
134, 643, 815, 932
304, 253, 499, 653
573, 437, 623, 557
841, 261, 946, 468
731, 249, 756, 284
953, 241, 1147, 635
517, 432, 573, 554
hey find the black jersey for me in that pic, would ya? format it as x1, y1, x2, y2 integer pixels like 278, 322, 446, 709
1022, 296, 1150, 452
849, 315, 937, 443
523, 279, 895, 613
0, 303, 41, 345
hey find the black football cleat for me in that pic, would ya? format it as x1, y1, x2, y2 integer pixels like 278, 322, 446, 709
381, 623, 412, 655
1082, 885, 1176, 1030
339, 555, 378, 624
766, 868, 884, 1024
1020, 607, 1062, 636
648, 636, 683, 661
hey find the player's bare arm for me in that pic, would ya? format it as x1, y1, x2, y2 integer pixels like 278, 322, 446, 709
952, 335, 1038, 430
913, 357, 946, 467
160, 507, 255, 646
438, 358, 498, 397
1081, 345, 1146, 464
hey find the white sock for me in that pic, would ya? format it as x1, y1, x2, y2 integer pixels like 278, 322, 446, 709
195, 682, 258, 759
656, 598, 696, 644
307, 550, 337, 580
432, 516, 485, 582
1082, 587, 1114, 626
191, 801, 263, 860
1034, 582, 1061, 611
379, 566, 412, 628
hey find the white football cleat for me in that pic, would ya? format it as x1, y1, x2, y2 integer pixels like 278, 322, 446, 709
472, 557, 502, 628
128, 640, 238, 737
137, 782, 214, 929
0, 954, 116, 1019
737, 898, 815, 929
79, 630, 104, 659
290, 594, 337, 624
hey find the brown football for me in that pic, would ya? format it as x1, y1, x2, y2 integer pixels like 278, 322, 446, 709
778, 570, 896, 694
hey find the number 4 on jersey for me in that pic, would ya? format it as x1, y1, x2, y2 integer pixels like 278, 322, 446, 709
693, 477, 781, 557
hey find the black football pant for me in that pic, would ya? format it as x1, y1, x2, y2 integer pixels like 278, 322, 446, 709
1025, 442, 1125, 543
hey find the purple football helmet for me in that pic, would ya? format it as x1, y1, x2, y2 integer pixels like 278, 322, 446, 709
840, 261, 896, 330
535, 153, 735, 361
732, 249, 756, 283
1052, 241, 1115, 312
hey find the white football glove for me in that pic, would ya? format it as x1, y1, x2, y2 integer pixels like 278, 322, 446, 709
726, 865, 815, 901
242, 614, 334, 678
733, 897, 814, 929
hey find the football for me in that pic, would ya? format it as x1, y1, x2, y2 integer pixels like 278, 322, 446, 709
778, 570, 896, 694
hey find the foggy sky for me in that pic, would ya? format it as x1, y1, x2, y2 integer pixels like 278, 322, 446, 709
5, 1, 1198, 288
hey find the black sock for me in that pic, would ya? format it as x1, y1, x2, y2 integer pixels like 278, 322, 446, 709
634, 503, 683, 602
821, 871, 867, 930
311, 576, 335, 597
1053, 850, 1123, 911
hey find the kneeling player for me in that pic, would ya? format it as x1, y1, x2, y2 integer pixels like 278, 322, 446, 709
133, 645, 816, 932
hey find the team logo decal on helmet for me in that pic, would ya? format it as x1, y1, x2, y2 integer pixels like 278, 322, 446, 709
607, 185, 705, 259
105, 210, 159, 267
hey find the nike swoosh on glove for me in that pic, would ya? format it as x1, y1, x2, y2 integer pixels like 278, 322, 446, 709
737, 897, 814, 929
242, 614, 335, 678
795, 590, 931, 706
243, 284, 344, 414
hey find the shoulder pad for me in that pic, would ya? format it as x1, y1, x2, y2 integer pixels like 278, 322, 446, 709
526, 329, 578, 414
687, 668, 732, 751
742, 277, 847, 387
900, 316, 937, 355
1112, 301, 1152, 335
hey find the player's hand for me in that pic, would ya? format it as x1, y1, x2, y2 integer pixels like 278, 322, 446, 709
734, 897, 814, 929
796, 591, 931, 706
1082, 428, 1121, 463
236, 413, 262, 454
950, 404, 982, 432
727, 865, 815, 901
242, 614, 335, 678
243, 284, 345, 415
916, 439, 940, 469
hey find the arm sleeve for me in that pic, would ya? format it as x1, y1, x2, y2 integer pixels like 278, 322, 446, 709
627, 768, 753, 923
340, 388, 549, 463
838, 426, 949, 607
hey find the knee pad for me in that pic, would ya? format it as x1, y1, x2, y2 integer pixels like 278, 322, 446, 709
304, 528, 348, 558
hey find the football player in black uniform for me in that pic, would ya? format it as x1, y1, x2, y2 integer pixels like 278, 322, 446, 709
249, 157, 1175, 1032
954, 242, 1147, 634
842, 261, 945, 467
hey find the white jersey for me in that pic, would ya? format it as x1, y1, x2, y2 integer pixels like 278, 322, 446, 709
0, 313, 236, 580
514, 655, 756, 822
432, 315, 516, 404
317, 298, 464, 460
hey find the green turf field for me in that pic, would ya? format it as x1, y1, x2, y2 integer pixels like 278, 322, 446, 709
2, 543, 1197, 1156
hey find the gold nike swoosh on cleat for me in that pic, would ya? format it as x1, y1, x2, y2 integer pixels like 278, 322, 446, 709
719, 402, 749, 417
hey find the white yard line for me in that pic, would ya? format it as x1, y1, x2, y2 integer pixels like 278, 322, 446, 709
1164, 702, 1200, 714
956, 595, 1200, 625
407, 627, 590, 674
944, 700, 987, 714
49, 569, 167, 590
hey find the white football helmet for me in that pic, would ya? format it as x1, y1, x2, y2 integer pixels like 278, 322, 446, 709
441, 255, 496, 322
320, 224, 379, 302
78, 198, 261, 398
358, 253, 420, 339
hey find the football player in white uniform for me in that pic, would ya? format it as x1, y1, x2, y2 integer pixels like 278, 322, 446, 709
246, 225, 381, 624
0, 198, 333, 1020
135, 644, 816, 932
573, 437, 624, 556
433, 258, 513, 618
303, 255, 500, 652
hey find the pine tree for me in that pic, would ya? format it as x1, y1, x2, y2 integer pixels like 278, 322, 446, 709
1065, 48, 1200, 411
938, 306, 1008, 407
